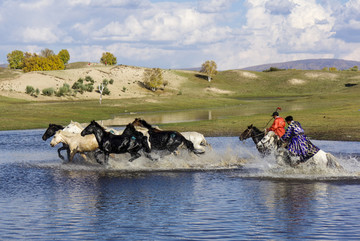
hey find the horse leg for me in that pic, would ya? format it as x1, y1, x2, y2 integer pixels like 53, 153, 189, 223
128, 152, 141, 162
57, 144, 69, 161
144, 152, 156, 161
80, 153, 87, 161
94, 150, 105, 164
69, 150, 76, 162
104, 153, 110, 165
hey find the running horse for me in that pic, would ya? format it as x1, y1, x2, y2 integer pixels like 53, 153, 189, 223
132, 118, 204, 156
239, 124, 342, 169
239, 124, 270, 155
42, 124, 69, 161
81, 121, 152, 164
50, 130, 99, 163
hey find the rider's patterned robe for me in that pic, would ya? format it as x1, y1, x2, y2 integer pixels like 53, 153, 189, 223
281, 121, 319, 162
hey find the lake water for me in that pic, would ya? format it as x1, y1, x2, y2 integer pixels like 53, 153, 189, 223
1, 129, 360, 240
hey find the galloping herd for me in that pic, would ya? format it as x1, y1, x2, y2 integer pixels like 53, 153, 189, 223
42, 118, 211, 165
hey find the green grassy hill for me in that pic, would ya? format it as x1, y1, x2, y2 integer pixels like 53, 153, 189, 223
0, 65, 359, 140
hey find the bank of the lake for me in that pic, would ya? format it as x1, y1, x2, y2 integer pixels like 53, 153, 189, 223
0, 66, 359, 141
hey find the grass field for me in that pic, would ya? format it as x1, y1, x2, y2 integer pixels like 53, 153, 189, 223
0, 67, 359, 141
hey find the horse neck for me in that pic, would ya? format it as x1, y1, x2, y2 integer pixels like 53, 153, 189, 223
54, 131, 68, 145
140, 120, 155, 131
251, 128, 264, 144
92, 125, 107, 144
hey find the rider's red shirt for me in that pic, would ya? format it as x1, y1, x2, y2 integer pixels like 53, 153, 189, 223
268, 116, 285, 137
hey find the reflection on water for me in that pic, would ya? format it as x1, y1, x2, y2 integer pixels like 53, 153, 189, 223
101, 99, 321, 126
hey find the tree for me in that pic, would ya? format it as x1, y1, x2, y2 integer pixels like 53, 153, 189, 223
7, 50, 25, 69
350, 66, 358, 71
100, 52, 117, 65
40, 48, 55, 58
22, 54, 65, 72
200, 60, 217, 82
143, 68, 164, 91
58, 49, 70, 65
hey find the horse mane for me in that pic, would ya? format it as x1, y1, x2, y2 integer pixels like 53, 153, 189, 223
91, 120, 106, 132
50, 123, 64, 129
138, 119, 154, 130
125, 123, 135, 131
70, 120, 84, 129
56, 130, 78, 138
251, 125, 263, 134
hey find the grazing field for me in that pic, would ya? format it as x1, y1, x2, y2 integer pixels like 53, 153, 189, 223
0, 65, 359, 141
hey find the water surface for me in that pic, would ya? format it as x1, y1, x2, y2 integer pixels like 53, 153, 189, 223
1, 129, 360, 240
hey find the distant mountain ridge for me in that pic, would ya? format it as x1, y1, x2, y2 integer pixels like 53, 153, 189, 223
242, 59, 360, 71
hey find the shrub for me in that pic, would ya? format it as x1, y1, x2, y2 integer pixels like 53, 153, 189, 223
55, 83, 71, 97
72, 77, 94, 94
25, 85, 35, 95
263, 67, 285, 72
109, 79, 114, 84
103, 86, 110, 95
42, 88, 55, 96
85, 76, 94, 84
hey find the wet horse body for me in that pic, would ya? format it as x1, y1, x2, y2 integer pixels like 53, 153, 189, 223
81, 121, 152, 164
50, 130, 99, 162
132, 118, 202, 156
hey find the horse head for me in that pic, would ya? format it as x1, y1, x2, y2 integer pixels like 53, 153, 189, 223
42, 123, 64, 141
239, 124, 254, 141
50, 130, 63, 147
81, 120, 102, 136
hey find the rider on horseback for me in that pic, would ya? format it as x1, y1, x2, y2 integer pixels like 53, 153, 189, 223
267, 111, 286, 137
281, 116, 320, 163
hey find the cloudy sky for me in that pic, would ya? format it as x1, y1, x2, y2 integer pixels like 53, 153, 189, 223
0, 0, 359, 70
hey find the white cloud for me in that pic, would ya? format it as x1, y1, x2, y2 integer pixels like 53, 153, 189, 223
68, 0, 150, 8
23, 27, 59, 43
0, 0, 359, 69
19, 0, 54, 9
94, 5, 231, 46
197, 0, 234, 13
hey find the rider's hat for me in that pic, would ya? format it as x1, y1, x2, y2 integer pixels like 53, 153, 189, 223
272, 111, 279, 117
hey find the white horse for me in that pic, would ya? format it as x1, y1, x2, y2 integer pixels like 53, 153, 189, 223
50, 130, 99, 162
63, 120, 121, 135
181, 132, 211, 153
257, 131, 342, 169
63, 120, 83, 133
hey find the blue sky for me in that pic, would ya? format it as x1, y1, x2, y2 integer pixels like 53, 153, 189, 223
0, 0, 359, 70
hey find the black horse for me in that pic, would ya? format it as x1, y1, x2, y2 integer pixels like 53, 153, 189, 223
42, 123, 70, 161
239, 124, 268, 155
132, 118, 202, 156
81, 120, 152, 164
